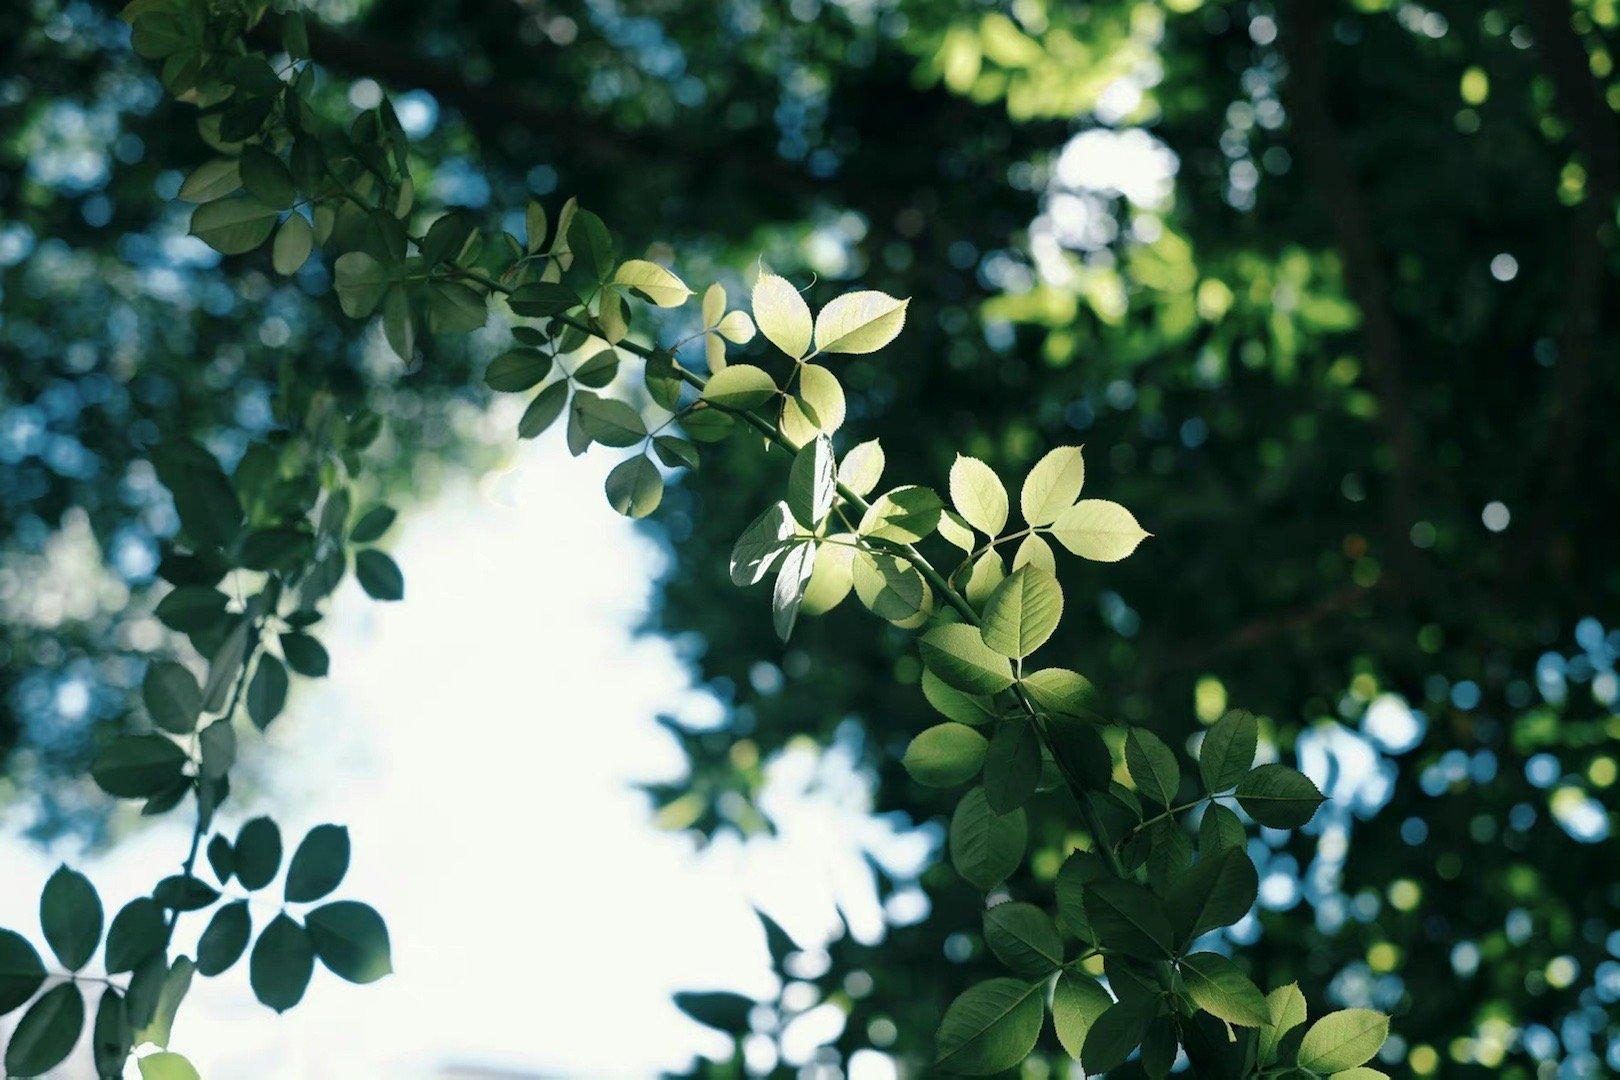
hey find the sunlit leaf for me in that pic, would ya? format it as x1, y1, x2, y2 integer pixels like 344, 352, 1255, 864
1051, 499, 1150, 562
752, 271, 812, 359
813, 290, 909, 354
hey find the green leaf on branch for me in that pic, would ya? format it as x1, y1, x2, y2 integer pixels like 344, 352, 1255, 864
0, 930, 45, 1016
105, 899, 167, 974
1181, 952, 1268, 1026
853, 550, 931, 626
902, 723, 988, 787
178, 158, 240, 203
771, 540, 817, 641
484, 348, 552, 393
280, 632, 329, 677
787, 436, 835, 529
605, 456, 664, 519
813, 290, 908, 355
612, 259, 691, 307
859, 485, 942, 544
306, 902, 392, 984
4, 982, 84, 1077
356, 549, 405, 601
1082, 997, 1155, 1075
1125, 728, 1181, 807
982, 719, 1039, 812
1199, 710, 1258, 793
752, 271, 812, 359
142, 661, 201, 735
919, 623, 1014, 696
837, 439, 885, 497
1168, 845, 1258, 944
519, 381, 570, 439
139, 1051, 202, 1080
196, 901, 251, 977
1020, 446, 1085, 527
1051, 499, 1150, 562
982, 902, 1061, 977
247, 654, 289, 730
234, 817, 282, 891
1236, 764, 1326, 829
948, 787, 1026, 892
1297, 1009, 1389, 1073
779, 363, 846, 443
189, 197, 279, 255
285, 825, 351, 903
1019, 667, 1103, 722
933, 977, 1043, 1075
949, 455, 1008, 537
271, 213, 313, 275
1052, 970, 1112, 1061
729, 502, 795, 587
1081, 878, 1174, 960
979, 566, 1063, 659
1258, 982, 1307, 1065
333, 251, 393, 318
91, 735, 187, 799
239, 145, 294, 209
250, 914, 314, 1013
703, 364, 777, 410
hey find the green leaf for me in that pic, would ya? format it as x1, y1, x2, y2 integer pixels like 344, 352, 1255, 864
903, 723, 989, 788
153, 875, 219, 912
949, 455, 1008, 536
770, 540, 816, 641
948, 787, 1026, 892
673, 991, 753, 1034
703, 364, 777, 410
921, 670, 998, 727
1199, 803, 1247, 854
90, 731, 185, 799
306, 902, 392, 984
250, 914, 313, 1013
152, 440, 242, 549
271, 211, 313, 274
919, 623, 1015, 696
1054, 850, 1106, 941
1125, 729, 1181, 807
752, 271, 812, 359
837, 439, 885, 497
1168, 845, 1258, 944
858, 485, 942, 543
962, 549, 1005, 606
206, 835, 234, 885
91, 987, 131, 1078
4, 983, 84, 1077
425, 280, 488, 333
1328, 1069, 1391, 1080
189, 196, 279, 255
508, 280, 579, 317
285, 825, 350, 903
139, 1051, 202, 1080
652, 435, 700, 472
280, 631, 329, 677
933, 977, 1044, 1075
234, 817, 282, 891
787, 436, 835, 528
200, 618, 249, 712
799, 534, 854, 615
1051, 499, 1150, 562
238, 145, 294, 208
813, 290, 909, 354
1200, 711, 1258, 793
178, 158, 240, 203
1012, 533, 1056, 573
982, 719, 1039, 813
41, 867, 101, 972
1082, 997, 1155, 1075
1181, 952, 1268, 1026
381, 286, 415, 360
333, 251, 394, 319
142, 661, 201, 735
195, 901, 251, 977
979, 566, 1063, 659
605, 456, 664, 519
853, 550, 931, 626
779, 363, 846, 443
1082, 878, 1174, 959
1297, 1009, 1389, 1073
484, 348, 553, 393
1019, 667, 1104, 722
1236, 764, 1326, 829
105, 898, 167, 974
982, 902, 1062, 977
1020, 445, 1085, 527
1259, 982, 1307, 1065
729, 502, 795, 587
356, 549, 405, 601
247, 654, 289, 730
132, 956, 192, 1048
519, 381, 570, 439
0, 930, 45, 1016
575, 397, 649, 449
350, 505, 397, 544
612, 259, 691, 306
1052, 971, 1111, 1061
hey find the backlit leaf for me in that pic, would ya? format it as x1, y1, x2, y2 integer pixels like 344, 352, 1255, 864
813, 290, 908, 354
1051, 499, 1150, 562
752, 271, 812, 359
1020, 446, 1085, 527
950, 455, 1008, 536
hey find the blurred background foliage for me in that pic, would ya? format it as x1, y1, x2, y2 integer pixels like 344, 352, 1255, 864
2, 0, 1617, 1075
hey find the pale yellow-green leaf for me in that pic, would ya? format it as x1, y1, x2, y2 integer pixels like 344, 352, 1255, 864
703, 364, 777, 409
139, 1052, 201, 1080
752, 271, 812, 359
979, 566, 1063, 658
937, 509, 976, 552
702, 282, 726, 326
919, 622, 1015, 695
613, 259, 691, 307
1297, 1010, 1388, 1074
1020, 668, 1102, 722
853, 550, 932, 626
271, 213, 313, 275
1020, 445, 1085, 526
950, 454, 1009, 536
903, 723, 990, 787
858, 485, 942, 543
549, 197, 577, 255
780, 363, 846, 445
705, 333, 727, 371
800, 535, 856, 615
813, 290, 909, 354
964, 550, 1005, 606
1012, 533, 1055, 573
1259, 982, 1307, 1064
717, 310, 755, 343
1051, 971, 1111, 1061
598, 288, 628, 343
525, 199, 547, 253
1050, 499, 1149, 561
1329, 1070, 1390, 1080
838, 439, 885, 498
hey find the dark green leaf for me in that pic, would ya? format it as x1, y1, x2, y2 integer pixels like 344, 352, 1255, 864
484, 348, 553, 393
349, 505, 397, 544
1236, 764, 1326, 829
673, 990, 753, 1034
919, 623, 1015, 696
1082, 878, 1174, 960
249, 914, 313, 1013
4, 983, 84, 1077
104, 899, 167, 974
234, 817, 282, 891
153, 875, 219, 912
196, 901, 251, 977
982, 902, 1062, 977
604, 456, 664, 519
41, 866, 102, 971
1125, 728, 1181, 807
355, 550, 405, 601
1181, 952, 1268, 1027
142, 662, 201, 735
206, 835, 235, 885
239, 145, 294, 208
1082, 997, 1156, 1075
948, 787, 1026, 892
1052, 971, 1112, 1061
280, 632, 329, 677
305, 901, 392, 984
518, 381, 570, 439
247, 655, 289, 730
1199, 711, 1257, 794
91, 988, 131, 1079
0, 930, 45, 1016
933, 977, 1044, 1075
1169, 846, 1258, 944
982, 720, 1040, 813
285, 825, 350, 903
189, 196, 279, 255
